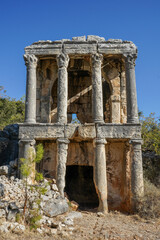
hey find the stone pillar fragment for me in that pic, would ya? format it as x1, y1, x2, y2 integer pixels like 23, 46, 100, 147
93, 138, 108, 213
24, 54, 38, 123
56, 53, 69, 124
130, 139, 144, 210
56, 138, 70, 198
92, 54, 104, 123
125, 54, 139, 123
19, 139, 36, 184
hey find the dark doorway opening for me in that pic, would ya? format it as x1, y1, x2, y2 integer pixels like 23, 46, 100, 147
65, 165, 99, 209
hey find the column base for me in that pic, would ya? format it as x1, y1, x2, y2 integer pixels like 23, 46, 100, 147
25, 119, 36, 124
94, 119, 104, 124
128, 117, 139, 124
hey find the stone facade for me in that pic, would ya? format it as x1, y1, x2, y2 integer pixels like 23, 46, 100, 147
19, 35, 144, 213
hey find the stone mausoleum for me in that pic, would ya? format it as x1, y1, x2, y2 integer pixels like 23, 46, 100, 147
19, 35, 144, 213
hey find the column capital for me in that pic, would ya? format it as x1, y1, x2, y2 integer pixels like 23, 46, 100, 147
124, 54, 137, 69
91, 53, 103, 67
56, 53, 69, 68
24, 54, 38, 68
93, 138, 107, 145
19, 139, 36, 146
57, 138, 70, 144
129, 139, 143, 145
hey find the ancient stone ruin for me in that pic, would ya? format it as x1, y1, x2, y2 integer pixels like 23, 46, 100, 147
18, 35, 144, 213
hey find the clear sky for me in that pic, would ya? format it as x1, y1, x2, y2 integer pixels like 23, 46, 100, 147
0, 0, 160, 117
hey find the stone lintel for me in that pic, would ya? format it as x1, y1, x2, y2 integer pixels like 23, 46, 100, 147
24, 38, 137, 56
19, 123, 141, 140
98, 42, 137, 56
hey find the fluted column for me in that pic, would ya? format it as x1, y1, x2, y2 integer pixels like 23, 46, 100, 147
92, 54, 104, 123
56, 53, 69, 124
93, 138, 108, 213
130, 139, 144, 210
24, 54, 38, 123
125, 54, 139, 123
56, 138, 70, 198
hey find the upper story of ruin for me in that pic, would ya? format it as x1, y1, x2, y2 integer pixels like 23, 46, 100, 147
23, 35, 139, 126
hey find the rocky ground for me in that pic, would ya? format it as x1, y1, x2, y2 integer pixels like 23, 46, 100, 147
0, 174, 160, 240
0, 210, 160, 240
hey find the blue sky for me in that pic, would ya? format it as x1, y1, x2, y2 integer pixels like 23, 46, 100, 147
0, 0, 160, 117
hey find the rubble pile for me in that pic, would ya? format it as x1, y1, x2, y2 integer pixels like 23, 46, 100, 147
0, 175, 82, 235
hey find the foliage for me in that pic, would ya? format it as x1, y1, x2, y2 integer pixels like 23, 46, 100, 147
143, 153, 160, 186
137, 179, 160, 219
20, 144, 46, 228
0, 87, 25, 130
140, 113, 160, 155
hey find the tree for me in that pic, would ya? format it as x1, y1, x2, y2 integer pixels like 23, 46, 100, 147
0, 87, 25, 130
140, 113, 160, 155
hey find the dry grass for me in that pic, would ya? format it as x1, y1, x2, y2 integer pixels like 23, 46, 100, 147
137, 178, 160, 219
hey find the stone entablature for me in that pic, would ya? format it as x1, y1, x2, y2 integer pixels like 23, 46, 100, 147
19, 123, 141, 140
25, 36, 137, 56
19, 35, 143, 214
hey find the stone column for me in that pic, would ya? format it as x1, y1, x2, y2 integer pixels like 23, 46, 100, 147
19, 139, 36, 184
110, 95, 121, 123
24, 54, 38, 123
125, 54, 139, 123
93, 138, 108, 213
130, 139, 144, 210
56, 53, 69, 124
56, 138, 70, 198
92, 53, 104, 123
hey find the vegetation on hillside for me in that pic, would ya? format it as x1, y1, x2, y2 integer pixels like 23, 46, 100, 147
140, 112, 160, 155
0, 86, 25, 130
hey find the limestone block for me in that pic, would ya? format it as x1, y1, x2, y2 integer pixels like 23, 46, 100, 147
64, 43, 97, 54
25, 42, 62, 55
98, 42, 137, 55
42, 198, 68, 217
107, 39, 123, 43
19, 124, 64, 139
64, 124, 78, 138
78, 125, 96, 139
72, 36, 86, 41
96, 124, 141, 139
87, 35, 105, 42
0, 209, 5, 218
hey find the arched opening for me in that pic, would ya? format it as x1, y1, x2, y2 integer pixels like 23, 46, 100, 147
65, 165, 99, 209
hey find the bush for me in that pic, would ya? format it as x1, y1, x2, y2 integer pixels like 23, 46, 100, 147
137, 179, 160, 219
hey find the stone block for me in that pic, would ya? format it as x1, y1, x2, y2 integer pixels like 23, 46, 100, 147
0, 209, 5, 218
64, 42, 97, 54
72, 36, 86, 41
87, 35, 105, 42
42, 198, 68, 217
